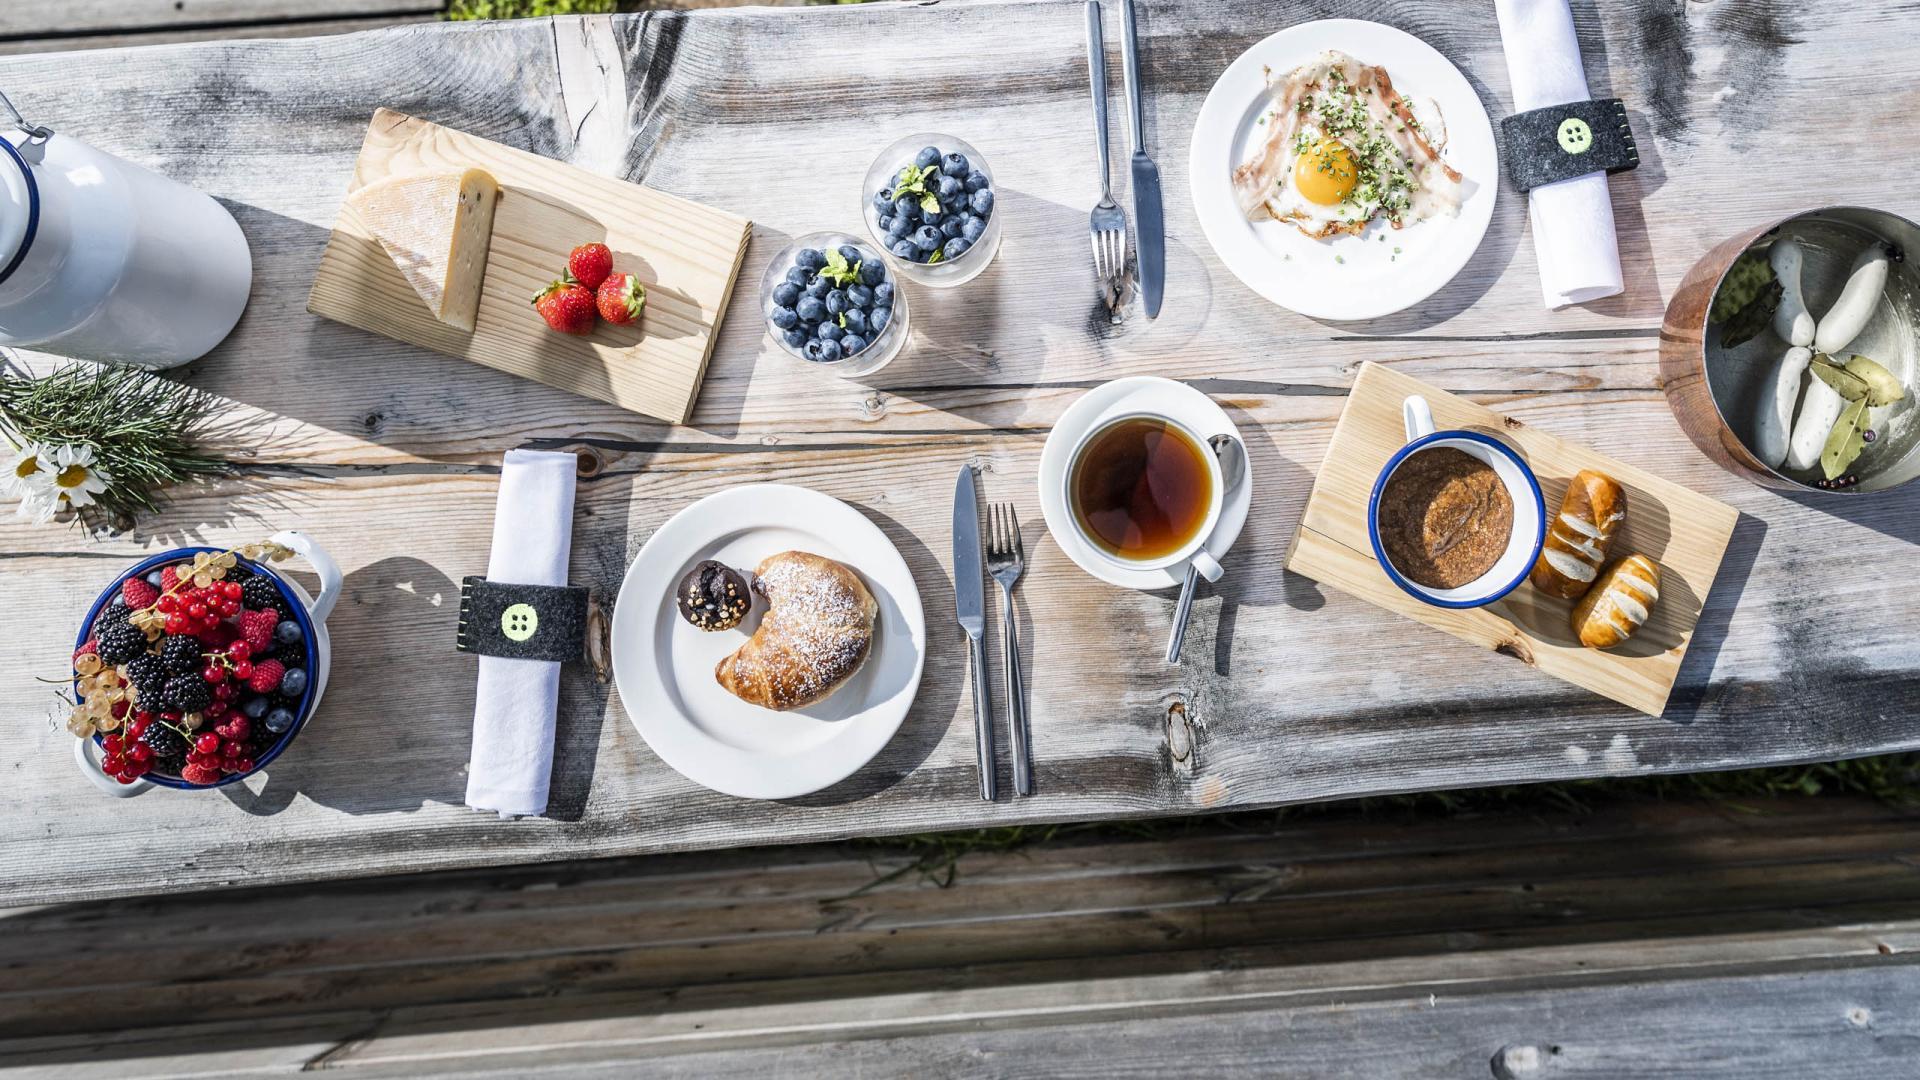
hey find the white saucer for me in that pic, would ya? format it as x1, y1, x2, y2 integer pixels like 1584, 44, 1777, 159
1038, 377, 1254, 590
1188, 19, 1498, 320
609, 484, 926, 800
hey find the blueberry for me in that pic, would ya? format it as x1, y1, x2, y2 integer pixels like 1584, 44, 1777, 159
771, 305, 799, 330
921, 204, 943, 225
941, 216, 966, 239
858, 259, 886, 287
796, 295, 826, 322
962, 215, 987, 242
965, 169, 990, 193
914, 145, 941, 169
847, 284, 873, 308
943, 237, 972, 260
873, 281, 894, 308
970, 189, 994, 217
785, 267, 810, 290
936, 174, 963, 200
264, 707, 296, 735
837, 245, 862, 265
871, 306, 892, 333
841, 333, 868, 355
784, 327, 809, 348
890, 239, 918, 260
817, 321, 844, 341
894, 196, 921, 222
941, 152, 969, 177
241, 695, 270, 720
144, 570, 164, 588
109, 593, 127, 609
825, 289, 849, 315
912, 225, 943, 252
279, 667, 309, 697
803, 276, 831, 299
871, 187, 894, 213
772, 282, 801, 307
885, 214, 912, 238
796, 248, 826, 271
803, 339, 824, 361
818, 339, 843, 362
843, 307, 868, 334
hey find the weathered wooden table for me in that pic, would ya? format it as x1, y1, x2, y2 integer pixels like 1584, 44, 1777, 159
4, 0, 1917, 908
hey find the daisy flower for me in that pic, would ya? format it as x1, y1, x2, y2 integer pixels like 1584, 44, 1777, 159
14, 484, 59, 523
1, 438, 54, 499
44, 443, 112, 512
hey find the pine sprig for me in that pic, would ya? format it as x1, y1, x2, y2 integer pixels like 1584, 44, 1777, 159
0, 363, 228, 525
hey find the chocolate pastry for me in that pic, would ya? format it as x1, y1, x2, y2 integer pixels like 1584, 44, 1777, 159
676, 560, 752, 632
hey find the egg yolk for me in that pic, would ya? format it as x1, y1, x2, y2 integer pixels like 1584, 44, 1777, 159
1293, 138, 1357, 206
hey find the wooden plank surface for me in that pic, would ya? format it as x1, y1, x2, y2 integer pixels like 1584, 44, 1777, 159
0, 15, 439, 56
6, 798, 1920, 1077
309, 109, 752, 424
0, 0, 440, 37
2, 0, 1919, 906
1287, 362, 1739, 717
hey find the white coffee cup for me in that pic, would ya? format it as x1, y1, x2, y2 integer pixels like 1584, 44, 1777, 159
1367, 395, 1546, 608
1062, 412, 1226, 583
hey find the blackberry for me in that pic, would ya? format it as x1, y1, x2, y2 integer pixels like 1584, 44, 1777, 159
273, 641, 306, 667
96, 618, 148, 665
161, 674, 212, 714
158, 634, 203, 674
123, 654, 168, 696
141, 722, 188, 760
241, 576, 289, 615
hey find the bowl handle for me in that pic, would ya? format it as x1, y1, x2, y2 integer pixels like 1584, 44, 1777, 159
271, 530, 342, 625
74, 735, 150, 797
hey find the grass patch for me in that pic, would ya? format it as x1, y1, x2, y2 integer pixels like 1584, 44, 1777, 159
447, 0, 620, 19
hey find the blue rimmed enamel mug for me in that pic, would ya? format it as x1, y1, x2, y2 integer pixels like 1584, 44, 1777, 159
1367, 396, 1546, 609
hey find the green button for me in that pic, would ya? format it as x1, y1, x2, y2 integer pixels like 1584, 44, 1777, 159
501, 603, 539, 642
1557, 117, 1593, 155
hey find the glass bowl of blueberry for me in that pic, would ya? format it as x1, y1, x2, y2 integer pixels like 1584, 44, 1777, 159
863, 133, 1000, 288
760, 232, 908, 377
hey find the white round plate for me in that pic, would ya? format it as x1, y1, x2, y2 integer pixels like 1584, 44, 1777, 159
610, 484, 926, 799
1189, 19, 1498, 321
1038, 377, 1254, 591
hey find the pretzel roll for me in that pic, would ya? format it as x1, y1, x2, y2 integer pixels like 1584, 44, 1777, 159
1571, 553, 1661, 650
1529, 470, 1626, 599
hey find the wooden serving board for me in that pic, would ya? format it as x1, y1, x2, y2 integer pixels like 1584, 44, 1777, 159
1286, 363, 1740, 717
307, 109, 752, 424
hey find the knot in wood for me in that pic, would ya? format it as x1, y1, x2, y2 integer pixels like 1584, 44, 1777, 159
575, 449, 604, 478
1494, 637, 1536, 665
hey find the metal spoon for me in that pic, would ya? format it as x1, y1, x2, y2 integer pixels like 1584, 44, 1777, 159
1166, 433, 1245, 663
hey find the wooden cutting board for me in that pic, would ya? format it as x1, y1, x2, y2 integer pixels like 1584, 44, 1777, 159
307, 109, 753, 425
1285, 363, 1740, 717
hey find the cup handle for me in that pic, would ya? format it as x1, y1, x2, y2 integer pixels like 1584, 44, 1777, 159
1189, 549, 1225, 583
1403, 395, 1436, 442
75, 735, 150, 797
271, 530, 342, 625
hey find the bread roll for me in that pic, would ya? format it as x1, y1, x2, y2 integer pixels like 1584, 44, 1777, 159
714, 551, 876, 711
1529, 470, 1625, 599
1571, 553, 1660, 650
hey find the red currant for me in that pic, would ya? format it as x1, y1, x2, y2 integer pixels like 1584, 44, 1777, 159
160, 711, 182, 722
232, 758, 255, 774
228, 640, 250, 659
115, 772, 138, 785
194, 733, 221, 755
157, 594, 178, 613
202, 665, 224, 684
187, 601, 207, 619
127, 716, 150, 738
110, 700, 129, 720
128, 758, 151, 777
220, 598, 242, 616
234, 660, 254, 680
221, 581, 242, 599
222, 740, 244, 759
129, 743, 154, 763
202, 613, 222, 629
204, 701, 229, 719
165, 614, 189, 634
103, 751, 125, 770
213, 683, 235, 701
103, 735, 124, 754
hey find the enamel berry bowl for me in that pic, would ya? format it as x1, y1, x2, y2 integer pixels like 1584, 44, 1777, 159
70, 531, 340, 795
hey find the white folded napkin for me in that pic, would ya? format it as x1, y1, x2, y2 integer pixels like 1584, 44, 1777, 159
465, 449, 578, 818
1494, 0, 1625, 308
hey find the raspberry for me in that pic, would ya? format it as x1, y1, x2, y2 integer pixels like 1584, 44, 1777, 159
239, 610, 277, 656
180, 763, 221, 785
158, 634, 202, 674
246, 659, 285, 694
121, 577, 160, 610
96, 619, 148, 665
160, 565, 181, 593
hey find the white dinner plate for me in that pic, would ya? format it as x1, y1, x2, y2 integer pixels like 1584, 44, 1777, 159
1188, 19, 1498, 321
610, 484, 926, 799
1038, 377, 1254, 591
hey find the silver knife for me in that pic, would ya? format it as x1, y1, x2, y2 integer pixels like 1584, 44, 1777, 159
953, 464, 996, 801
1119, 0, 1163, 318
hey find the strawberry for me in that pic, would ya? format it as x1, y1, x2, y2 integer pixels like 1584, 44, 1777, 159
533, 279, 596, 335
567, 243, 613, 292
595, 273, 647, 325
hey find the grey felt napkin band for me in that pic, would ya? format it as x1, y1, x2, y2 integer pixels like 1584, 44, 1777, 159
1500, 98, 1638, 194
457, 577, 590, 663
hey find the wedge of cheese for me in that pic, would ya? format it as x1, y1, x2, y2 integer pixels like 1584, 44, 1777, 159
347, 169, 499, 332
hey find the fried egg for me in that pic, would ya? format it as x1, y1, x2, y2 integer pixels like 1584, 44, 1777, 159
1232, 50, 1464, 240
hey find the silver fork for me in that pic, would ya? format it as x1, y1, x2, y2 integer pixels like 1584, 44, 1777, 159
985, 503, 1032, 796
1086, 0, 1127, 310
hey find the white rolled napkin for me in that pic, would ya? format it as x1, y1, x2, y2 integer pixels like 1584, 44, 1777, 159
465, 449, 579, 818
1494, 0, 1624, 308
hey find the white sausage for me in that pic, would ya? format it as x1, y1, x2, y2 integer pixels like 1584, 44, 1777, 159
1813, 245, 1890, 354
1769, 237, 1816, 348
1756, 346, 1811, 468
1786, 375, 1845, 471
